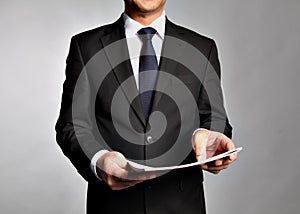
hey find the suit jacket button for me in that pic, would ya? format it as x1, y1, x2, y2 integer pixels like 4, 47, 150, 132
147, 136, 153, 144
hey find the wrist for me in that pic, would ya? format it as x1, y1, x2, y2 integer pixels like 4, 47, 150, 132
91, 150, 109, 181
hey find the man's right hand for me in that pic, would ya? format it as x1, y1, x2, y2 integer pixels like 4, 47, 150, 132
96, 151, 155, 190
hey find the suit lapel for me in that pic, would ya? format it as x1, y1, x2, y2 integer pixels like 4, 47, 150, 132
152, 18, 186, 108
99, 16, 146, 126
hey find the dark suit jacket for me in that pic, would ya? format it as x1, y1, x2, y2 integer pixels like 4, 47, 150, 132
56, 14, 232, 214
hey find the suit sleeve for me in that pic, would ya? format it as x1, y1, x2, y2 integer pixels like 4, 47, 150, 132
197, 40, 233, 138
55, 36, 104, 182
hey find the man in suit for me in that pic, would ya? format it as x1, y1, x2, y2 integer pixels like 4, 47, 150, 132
55, 0, 238, 213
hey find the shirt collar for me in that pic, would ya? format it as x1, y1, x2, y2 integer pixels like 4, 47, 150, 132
123, 11, 166, 39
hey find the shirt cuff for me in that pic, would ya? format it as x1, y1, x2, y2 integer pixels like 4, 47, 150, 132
90, 150, 109, 181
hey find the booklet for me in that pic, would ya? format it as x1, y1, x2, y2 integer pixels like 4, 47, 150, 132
128, 147, 243, 172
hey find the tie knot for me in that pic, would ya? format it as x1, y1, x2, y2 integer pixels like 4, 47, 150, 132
138, 27, 157, 40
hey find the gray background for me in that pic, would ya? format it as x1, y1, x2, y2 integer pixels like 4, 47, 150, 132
1, 0, 299, 213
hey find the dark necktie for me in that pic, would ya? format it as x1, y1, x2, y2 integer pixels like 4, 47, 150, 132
137, 27, 158, 119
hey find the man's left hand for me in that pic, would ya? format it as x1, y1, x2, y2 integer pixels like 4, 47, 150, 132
192, 129, 238, 174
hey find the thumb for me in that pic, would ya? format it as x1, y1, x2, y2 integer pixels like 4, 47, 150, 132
112, 152, 128, 169
193, 130, 209, 162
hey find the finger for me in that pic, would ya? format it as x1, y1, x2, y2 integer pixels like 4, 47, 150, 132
108, 170, 144, 185
108, 179, 143, 190
123, 161, 156, 180
229, 152, 238, 161
206, 159, 223, 167
201, 164, 208, 170
127, 170, 157, 181
138, 172, 157, 180
112, 174, 136, 182
113, 176, 144, 184
222, 158, 233, 165
113, 154, 128, 169
194, 140, 207, 161
205, 164, 229, 171
215, 159, 223, 166
111, 166, 131, 180
203, 161, 227, 170
208, 170, 221, 174
221, 135, 236, 151
223, 154, 237, 164
113, 165, 156, 182
194, 131, 210, 161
